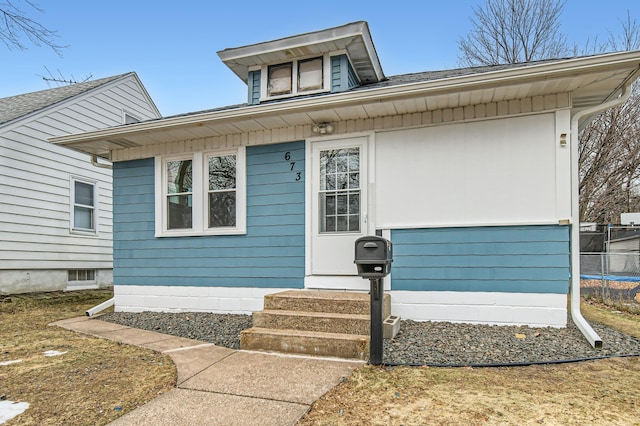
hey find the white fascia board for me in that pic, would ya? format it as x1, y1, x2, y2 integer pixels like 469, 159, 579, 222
51, 51, 640, 148
217, 21, 385, 82
218, 21, 367, 63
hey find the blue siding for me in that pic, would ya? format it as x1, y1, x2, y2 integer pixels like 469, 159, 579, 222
390, 225, 570, 294
247, 70, 261, 105
113, 141, 305, 288
347, 60, 358, 88
331, 54, 359, 92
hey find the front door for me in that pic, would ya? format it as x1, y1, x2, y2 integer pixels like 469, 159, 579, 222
307, 136, 371, 289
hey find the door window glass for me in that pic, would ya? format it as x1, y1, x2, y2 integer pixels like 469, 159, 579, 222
319, 147, 360, 233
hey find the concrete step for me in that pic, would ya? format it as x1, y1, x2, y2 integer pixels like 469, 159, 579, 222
253, 309, 370, 335
264, 290, 391, 318
240, 327, 369, 360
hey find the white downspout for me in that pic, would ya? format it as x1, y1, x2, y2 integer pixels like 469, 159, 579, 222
570, 81, 634, 348
86, 297, 114, 317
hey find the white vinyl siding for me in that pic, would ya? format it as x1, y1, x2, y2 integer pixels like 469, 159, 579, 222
0, 74, 160, 277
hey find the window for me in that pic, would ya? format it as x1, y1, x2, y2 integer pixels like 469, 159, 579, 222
268, 63, 292, 96
166, 159, 193, 229
156, 148, 246, 236
208, 154, 236, 227
264, 56, 326, 99
298, 57, 323, 91
319, 148, 360, 233
71, 178, 97, 233
68, 269, 96, 282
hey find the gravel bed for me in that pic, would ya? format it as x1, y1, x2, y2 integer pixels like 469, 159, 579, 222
99, 312, 640, 366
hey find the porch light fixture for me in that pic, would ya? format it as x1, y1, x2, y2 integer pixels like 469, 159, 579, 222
312, 123, 334, 134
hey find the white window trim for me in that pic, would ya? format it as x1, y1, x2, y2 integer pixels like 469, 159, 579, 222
260, 53, 331, 101
155, 147, 246, 237
70, 177, 98, 236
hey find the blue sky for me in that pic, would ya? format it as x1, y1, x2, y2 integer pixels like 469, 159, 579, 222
2, 0, 640, 117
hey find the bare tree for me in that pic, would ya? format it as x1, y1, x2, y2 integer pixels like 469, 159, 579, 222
458, 0, 569, 66
0, 0, 64, 55
578, 13, 640, 223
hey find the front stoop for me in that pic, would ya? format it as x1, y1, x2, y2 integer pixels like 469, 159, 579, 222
240, 290, 394, 361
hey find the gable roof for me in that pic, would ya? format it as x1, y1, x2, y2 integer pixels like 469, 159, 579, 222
0, 73, 142, 126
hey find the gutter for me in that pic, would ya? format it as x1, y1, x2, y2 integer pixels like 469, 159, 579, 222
569, 77, 636, 348
91, 155, 112, 169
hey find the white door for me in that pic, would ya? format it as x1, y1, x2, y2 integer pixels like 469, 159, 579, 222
307, 136, 371, 289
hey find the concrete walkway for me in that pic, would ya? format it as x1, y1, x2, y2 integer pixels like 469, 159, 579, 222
51, 316, 363, 426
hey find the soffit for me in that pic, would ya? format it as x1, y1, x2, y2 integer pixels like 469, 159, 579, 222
51, 52, 640, 159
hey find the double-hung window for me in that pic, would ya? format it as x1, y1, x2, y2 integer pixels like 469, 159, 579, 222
156, 147, 246, 236
71, 178, 97, 234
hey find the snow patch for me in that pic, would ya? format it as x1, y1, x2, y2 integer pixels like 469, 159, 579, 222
42, 350, 68, 357
0, 400, 29, 424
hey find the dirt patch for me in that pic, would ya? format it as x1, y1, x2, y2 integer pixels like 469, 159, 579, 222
298, 301, 640, 425
581, 279, 639, 290
0, 290, 176, 425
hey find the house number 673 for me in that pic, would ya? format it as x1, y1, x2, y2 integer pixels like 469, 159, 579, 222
285, 151, 301, 181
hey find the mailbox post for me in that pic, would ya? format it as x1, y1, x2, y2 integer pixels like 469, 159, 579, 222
354, 236, 392, 365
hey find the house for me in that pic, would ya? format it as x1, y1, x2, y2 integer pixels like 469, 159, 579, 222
0, 73, 161, 294
51, 22, 640, 337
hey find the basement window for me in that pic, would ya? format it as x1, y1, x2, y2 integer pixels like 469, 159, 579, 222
68, 269, 96, 282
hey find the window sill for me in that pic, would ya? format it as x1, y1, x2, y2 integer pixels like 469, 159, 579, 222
261, 88, 329, 102
70, 229, 98, 237
155, 228, 247, 238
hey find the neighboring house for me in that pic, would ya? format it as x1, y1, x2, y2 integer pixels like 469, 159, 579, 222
0, 73, 161, 294
53, 22, 640, 330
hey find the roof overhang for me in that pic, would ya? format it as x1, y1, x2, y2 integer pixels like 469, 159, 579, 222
51, 51, 640, 160
217, 21, 385, 84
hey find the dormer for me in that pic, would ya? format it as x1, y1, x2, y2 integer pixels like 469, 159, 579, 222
217, 21, 385, 105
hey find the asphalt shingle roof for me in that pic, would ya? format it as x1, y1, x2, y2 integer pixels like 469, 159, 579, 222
158, 58, 572, 121
0, 73, 130, 126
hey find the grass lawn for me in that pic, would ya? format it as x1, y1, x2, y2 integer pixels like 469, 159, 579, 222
1, 290, 638, 425
0, 290, 176, 425
298, 300, 640, 425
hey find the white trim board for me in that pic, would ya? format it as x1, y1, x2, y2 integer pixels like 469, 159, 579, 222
113, 285, 567, 328
113, 285, 293, 314
390, 291, 567, 327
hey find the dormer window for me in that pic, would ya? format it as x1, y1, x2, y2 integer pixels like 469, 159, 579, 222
218, 21, 385, 105
298, 57, 323, 91
263, 56, 326, 100
268, 63, 293, 96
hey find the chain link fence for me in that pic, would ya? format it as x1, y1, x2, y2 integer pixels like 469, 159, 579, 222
580, 252, 640, 305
